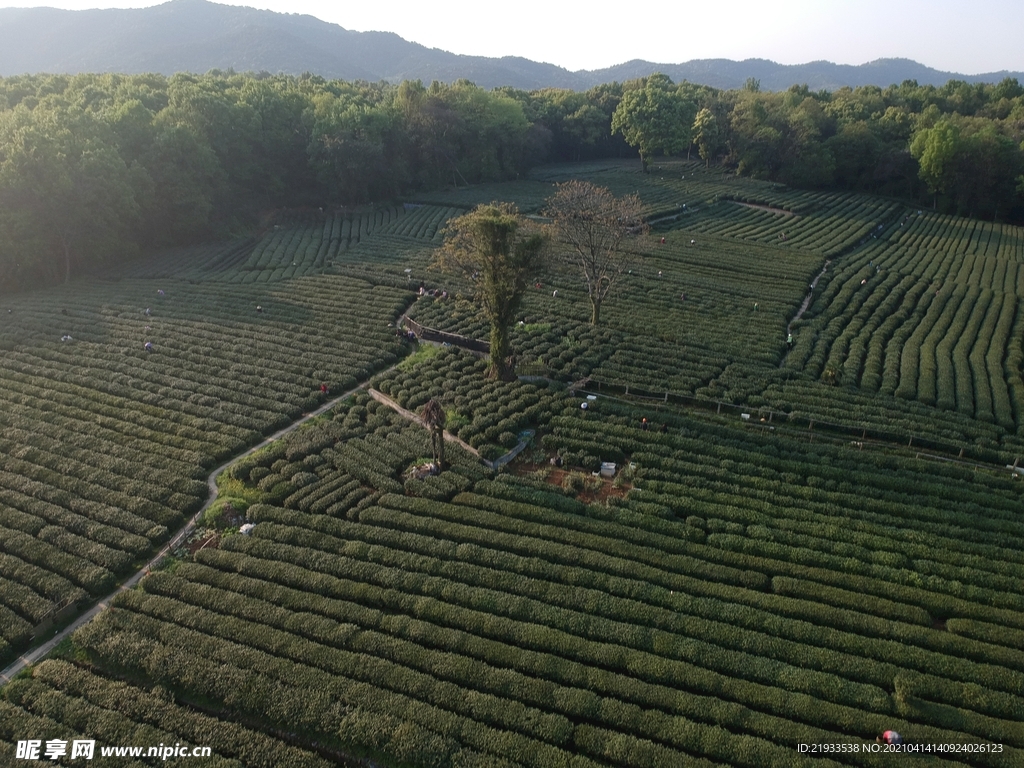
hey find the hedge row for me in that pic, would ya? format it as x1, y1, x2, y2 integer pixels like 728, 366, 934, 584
286, 498, 1024, 715
75, 607, 599, 768
220, 523, 891, 715
189, 537, 1010, 765
171, 559, 950, 768
140, 570, 841, 768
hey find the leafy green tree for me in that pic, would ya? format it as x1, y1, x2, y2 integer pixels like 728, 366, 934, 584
308, 95, 392, 203
141, 124, 223, 243
0, 104, 137, 287
728, 91, 834, 187
728, 93, 785, 179
161, 73, 262, 211
910, 119, 961, 207
824, 121, 880, 189
692, 108, 720, 167
434, 203, 547, 380
952, 122, 1023, 218
780, 96, 835, 187
238, 79, 317, 205
563, 103, 608, 161
437, 81, 532, 182
611, 74, 694, 172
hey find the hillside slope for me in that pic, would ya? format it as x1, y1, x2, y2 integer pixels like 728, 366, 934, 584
0, 0, 1019, 90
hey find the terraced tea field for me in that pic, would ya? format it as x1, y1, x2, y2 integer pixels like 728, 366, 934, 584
786, 208, 1024, 440
0, 275, 409, 665
2, 160, 1023, 767
11, 370, 1019, 767
406, 160, 1024, 458
121, 206, 410, 283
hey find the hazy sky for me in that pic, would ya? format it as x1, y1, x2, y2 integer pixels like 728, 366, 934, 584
16, 0, 1023, 74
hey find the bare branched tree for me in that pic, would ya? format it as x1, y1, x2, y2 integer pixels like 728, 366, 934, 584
543, 181, 647, 325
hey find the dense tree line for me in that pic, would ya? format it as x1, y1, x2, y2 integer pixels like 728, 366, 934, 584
0, 72, 545, 291
1, 71, 1022, 292
598, 75, 1024, 222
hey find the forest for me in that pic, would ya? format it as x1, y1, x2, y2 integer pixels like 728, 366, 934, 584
0, 70, 1022, 292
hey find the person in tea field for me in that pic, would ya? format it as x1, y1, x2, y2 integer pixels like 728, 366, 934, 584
144, 341, 153, 352
877, 731, 902, 745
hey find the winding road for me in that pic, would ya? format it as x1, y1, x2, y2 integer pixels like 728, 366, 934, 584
0, 373, 393, 686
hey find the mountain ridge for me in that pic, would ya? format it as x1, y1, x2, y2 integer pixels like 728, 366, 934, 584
0, 0, 1020, 91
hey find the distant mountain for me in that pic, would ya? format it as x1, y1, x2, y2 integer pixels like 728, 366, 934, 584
582, 58, 1024, 92
0, 0, 1020, 92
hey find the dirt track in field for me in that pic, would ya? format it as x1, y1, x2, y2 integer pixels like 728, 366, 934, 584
0, 371, 395, 686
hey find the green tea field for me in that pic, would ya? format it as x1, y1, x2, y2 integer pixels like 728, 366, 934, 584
1, 160, 1023, 767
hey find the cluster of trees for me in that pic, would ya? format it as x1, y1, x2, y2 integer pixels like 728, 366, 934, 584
2, 71, 1023, 292
436, 182, 644, 379
0, 72, 544, 291
600, 75, 1024, 221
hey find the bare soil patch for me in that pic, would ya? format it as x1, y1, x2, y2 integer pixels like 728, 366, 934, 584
187, 532, 220, 555
511, 461, 631, 504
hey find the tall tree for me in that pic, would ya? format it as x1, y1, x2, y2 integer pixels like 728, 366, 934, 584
435, 203, 547, 380
910, 119, 961, 208
611, 74, 694, 172
692, 107, 720, 167
422, 398, 447, 471
0, 103, 138, 287
543, 181, 647, 326
308, 96, 392, 203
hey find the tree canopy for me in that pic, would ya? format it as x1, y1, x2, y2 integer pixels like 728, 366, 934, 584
611, 74, 696, 172
434, 203, 547, 381
0, 73, 540, 292
1, 70, 1024, 293
543, 181, 647, 326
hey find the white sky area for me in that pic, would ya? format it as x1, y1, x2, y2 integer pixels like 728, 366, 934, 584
13, 0, 1024, 74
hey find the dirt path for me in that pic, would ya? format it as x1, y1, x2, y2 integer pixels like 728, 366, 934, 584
368, 388, 531, 470
779, 260, 831, 368
788, 260, 831, 334
0, 372, 395, 687
368, 388, 481, 458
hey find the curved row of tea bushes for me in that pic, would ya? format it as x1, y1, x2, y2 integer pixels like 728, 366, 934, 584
1, 660, 333, 768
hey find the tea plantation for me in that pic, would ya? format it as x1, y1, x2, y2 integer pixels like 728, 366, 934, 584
2, 160, 1023, 767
